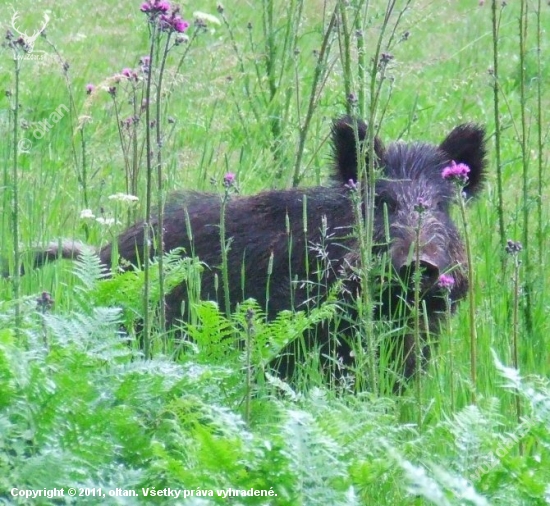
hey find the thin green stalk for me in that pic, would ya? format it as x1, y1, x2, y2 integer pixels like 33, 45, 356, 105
131, 87, 140, 224
271, 0, 303, 172
262, 0, 276, 102
445, 294, 454, 413
164, 28, 200, 119
43, 37, 90, 215
518, 0, 532, 335
511, 251, 522, 454
220, 187, 232, 318
111, 93, 131, 193
155, 33, 173, 337
244, 308, 254, 426
355, 5, 367, 119
142, 25, 158, 359
10, 55, 22, 337
350, 178, 377, 394
302, 195, 310, 310
78, 125, 89, 240
261, 0, 287, 158
367, 1, 397, 133
337, 2, 353, 115
220, 7, 259, 124
363, 0, 399, 394
490, 0, 506, 259
413, 212, 423, 429
291, 6, 337, 187
286, 214, 295, 310
458, 195, 476, 403
535, 0, 543, 266
265, 253, 274, 318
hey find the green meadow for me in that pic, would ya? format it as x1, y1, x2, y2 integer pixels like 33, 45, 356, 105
1, 0, 549, 504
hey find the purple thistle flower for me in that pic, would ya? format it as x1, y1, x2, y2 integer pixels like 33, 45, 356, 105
121, 67, 133, 78
159, 13, 189, 33
505, 239, 522, 256
157, 0, 171, 11
441, 160, 470, 185
223, 172, 236, 187
438, 274, 455, 290
85, 83, 95, 95
141, 0, 170, 13
173, 17, 190, 33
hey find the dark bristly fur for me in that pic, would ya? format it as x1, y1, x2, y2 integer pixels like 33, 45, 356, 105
27, 116, 488, 388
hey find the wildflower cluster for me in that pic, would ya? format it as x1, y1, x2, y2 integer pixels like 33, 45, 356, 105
140, 0, 190, 33
36, 291, 54, 312
223, 172, 236, 188
438, 274, 455, 290
4, 30, 33, 53
140, 0, 170, 14
505, 239, 522, 256
108, 193, 140, 204
441, 160, 470, 185
121, 67, 139, 81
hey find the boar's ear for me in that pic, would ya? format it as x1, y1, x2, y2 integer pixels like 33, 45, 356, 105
332, 116, 385, 184
439, 124, 487, 197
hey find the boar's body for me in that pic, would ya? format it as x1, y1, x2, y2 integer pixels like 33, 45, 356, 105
102, 187, 357, 324
36, 116, 488, 385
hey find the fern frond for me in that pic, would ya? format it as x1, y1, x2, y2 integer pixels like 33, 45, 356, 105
73, 249, 109, 290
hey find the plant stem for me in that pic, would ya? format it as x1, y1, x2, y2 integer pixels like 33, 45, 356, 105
220, 189, 231, 318
142, 26, 157, 359
535, 0, 543, 267
490, 0, 506, 261
155, 33, 172, 338
414, 214, 423, 429
518, 0, 533, 335
511, 254, 522, 455
245, 308, 254, 426
11, 55, 22, 338
291, 6, 337, 187
458, 195, 476, 403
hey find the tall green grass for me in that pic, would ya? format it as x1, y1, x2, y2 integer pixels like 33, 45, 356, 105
1, 0, 549, 504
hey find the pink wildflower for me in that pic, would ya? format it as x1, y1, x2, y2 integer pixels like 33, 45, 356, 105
223, 172, 236, 187
159, 13, 190, 33
441, 161, 470, 184
85, 83, 95, 95
173, 17, 190, 33
141, 0, 170, 13
438, 274, 455, 290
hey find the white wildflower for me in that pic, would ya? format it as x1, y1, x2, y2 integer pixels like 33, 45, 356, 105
193, 11, 221, 25
96, 217, 120, 226
108, 193, 139, 203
